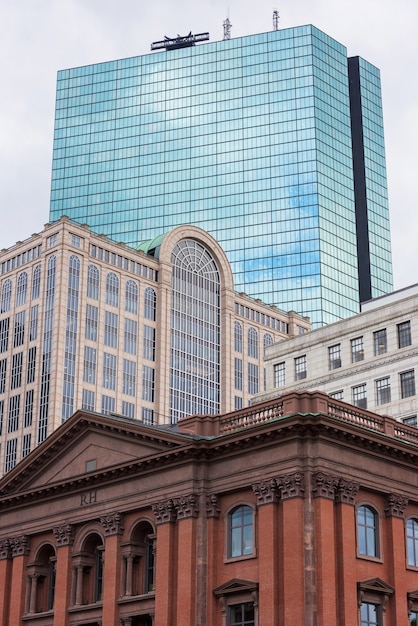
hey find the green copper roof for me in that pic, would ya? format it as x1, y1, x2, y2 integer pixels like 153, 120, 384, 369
135, 232, 167, 258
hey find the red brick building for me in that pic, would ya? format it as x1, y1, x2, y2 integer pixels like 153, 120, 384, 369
1, 390, 418, 625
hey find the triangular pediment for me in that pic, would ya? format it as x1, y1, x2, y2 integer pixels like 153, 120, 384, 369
357, 577, 395, 595
214, 578, 258, 596
0, 410, 191, 498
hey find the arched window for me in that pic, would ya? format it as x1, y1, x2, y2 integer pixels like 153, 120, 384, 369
122, 521, 155, 597
234, 321, 243, 353
26, 544, 56, 613
247, 327, 258, 359
228, 505, 254, 558
1, 279, 12, 313
144, 287, 156, 321
32, 265, 41, 300
125, 280, 138, 314
357, 505, 379, 558
105, 272, 119, 307
73, 533, 104, 605
16, 272, 28, 307
87, 265, 100, 300
263, 333, 273, 354
407, 518, 418, 566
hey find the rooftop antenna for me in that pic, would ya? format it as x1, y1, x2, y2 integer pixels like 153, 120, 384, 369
223, 14, 232, 40
273, 9, 280, 31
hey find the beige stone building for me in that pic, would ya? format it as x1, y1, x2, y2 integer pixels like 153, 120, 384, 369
258, 285, 418, 424
0, 217, 309, 474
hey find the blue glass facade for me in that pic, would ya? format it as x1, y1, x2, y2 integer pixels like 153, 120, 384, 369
50, 25, 393, 326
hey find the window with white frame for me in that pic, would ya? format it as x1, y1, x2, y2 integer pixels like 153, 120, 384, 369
373, 329, 387, 356
274, 362, 285, 387
328, 344, 341, 370
351, 336, 364, 363
295, 355, 307, 381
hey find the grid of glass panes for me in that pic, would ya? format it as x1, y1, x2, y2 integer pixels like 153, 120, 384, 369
400, 370, 416, 399
274, 362, 285, 387
398, 321, 412, 348
62, 255, 80, 420
248, 363, 259, 395
353, 384, 367, 408
122, 359, 136, 396
351, 336, 364, 363
328, 344, 341, 370
376, 377, 391, 405
295, 355, 307, 381
373, 329, 387, 355
38, 256, 56, 444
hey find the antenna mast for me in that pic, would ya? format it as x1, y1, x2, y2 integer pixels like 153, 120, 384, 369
223, 16, 232, 40
273, 9, 280, 31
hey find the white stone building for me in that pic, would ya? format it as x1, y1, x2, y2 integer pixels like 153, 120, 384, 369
257, 285, 418, 424
0, 217, 309, 474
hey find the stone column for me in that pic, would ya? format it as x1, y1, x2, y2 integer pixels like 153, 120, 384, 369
252, 479, 279, 625
152, 498, 177, 626
384, 493, 408, 624
173, 495, 199, 625
276, 472, 305, 625
101, 512, 124, 626
334, 479, 359, 626
0, 540, 12, 624
312, 472, 339, 625
53, 524, 74, 626
8, 535, 30, 625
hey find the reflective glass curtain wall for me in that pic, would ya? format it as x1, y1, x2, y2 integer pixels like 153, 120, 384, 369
50, 25, 393, 326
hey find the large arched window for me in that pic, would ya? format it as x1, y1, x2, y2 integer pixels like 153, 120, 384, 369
228, 505, 254, 558
26, 544, 56, 614
247, 327, 258, 359
72, 533, 104, 605
16, 272, 28, 307
1, 279, 12, 313
121, 520, 155, 597
170, 239, 220, 423
105, 272, 119, 307
87, 264, 100, 300
125, 280, 138, 314
407, 518, 418, 566
357, 505, 379, 558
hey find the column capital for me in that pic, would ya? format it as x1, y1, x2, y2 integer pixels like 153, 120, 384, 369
152, 499, 177, 524
276, 472, 305, 499
0, 538, 11, 560
10, 535, 30, 557
384, 493, 408, 518
173, 494, 199, 519
312, 472, 339, 500
100, 512, 124, 536
53, 524, 75, 546
205, 494, 220, 518
335, 479, 360, 505
252, 479, 279, 505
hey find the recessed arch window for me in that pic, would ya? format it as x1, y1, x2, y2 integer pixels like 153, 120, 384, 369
1, 279, 12, 313
407, 518, 418, 566
72, 533, 104, 605
122, 520, 155, 597
357, 505, 379, 558
87, 264, 100, 300
263, 333, 273, 352
234, 321, 243, 353
125, 279, 138, 314
32, 265, 41, 300
247, 327, 258, 359
26, 543, 56, 613
16, 272, 28, 307
144, 287, 156, 321
228, 505, 254, 558
105, 272, 119, 307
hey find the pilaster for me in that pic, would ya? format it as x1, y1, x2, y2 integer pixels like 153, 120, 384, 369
53, 524, 75, 626
101, 513, 124, 626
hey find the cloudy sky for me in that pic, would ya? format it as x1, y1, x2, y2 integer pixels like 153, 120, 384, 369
1, 0, 417, 291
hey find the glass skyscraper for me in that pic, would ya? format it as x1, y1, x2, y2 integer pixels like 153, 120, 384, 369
49, 25, 392, 326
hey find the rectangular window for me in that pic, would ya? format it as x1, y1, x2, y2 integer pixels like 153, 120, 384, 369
85, 304, 98, 341
142, 407, 154, 425
71, 234, 81, 248
329, 390, 344, 400
101, 395, 115, 416
142, 366, 155, 402
143, 325, 156, 361
274, 362, 285, 387
248, 362, 259, 395
0, 358, 6, 394
103, 353, 117, 390
376, 377, 391, 405
351, 336, 364, 363
13, 311, 25, 347
234, 358, 243, 391
398, 320, 412, 348
0, 318, 9, 353
360, 602, 380, 626
10, 352, 23, 390
8, 395, 20, 432
328, 344, 341, 370
122, 359, 136, 396
373, 329, 387, 356
22, 433, 31, 458
228, 602, 255, 626
82, 389, 95, 412
121, 401, 135, 419
4, 438, 17, 473
24, 389, 34, 427
27, 346, 36, 384
124, 318, 137, 355
295, 355, 307, 381
83, 346, 97, 384
29, 305, 39, 341
353, 384, 367, 409
400, 370, 416, 399
234, 396, 243, 410
402, 415, 417, 427
104, 311, 118, 348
